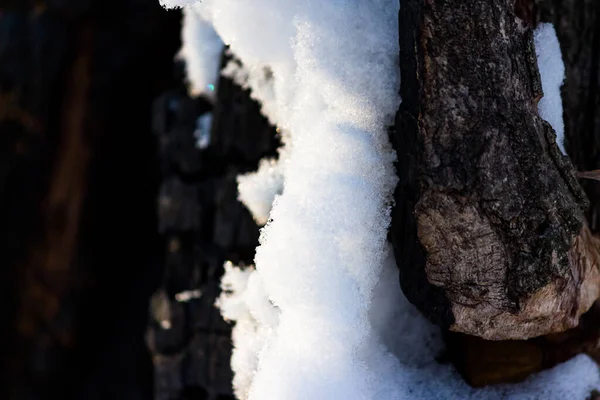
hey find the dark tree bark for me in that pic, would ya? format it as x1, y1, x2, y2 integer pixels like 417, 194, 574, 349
393, 0, 600, 388
393, 0, 599, 342
537, 0, 600, 231
0, 2, 181, 399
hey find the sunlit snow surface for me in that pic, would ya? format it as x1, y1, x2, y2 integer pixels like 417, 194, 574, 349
162, 0, 600, 398
237, 157, 285, 226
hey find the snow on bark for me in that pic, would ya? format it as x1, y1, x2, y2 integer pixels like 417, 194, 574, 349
535, 23, 567, 154
163, 0, 600, 398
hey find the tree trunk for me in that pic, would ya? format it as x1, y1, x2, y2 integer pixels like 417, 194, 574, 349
393, 0, 600, 342
393, 0, 600, 387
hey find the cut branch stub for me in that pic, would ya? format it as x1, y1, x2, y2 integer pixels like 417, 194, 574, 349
578, 170, 600, 182
393, 0, 598, 340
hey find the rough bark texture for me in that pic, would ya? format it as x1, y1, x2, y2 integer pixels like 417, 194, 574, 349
393, 0, 596, 340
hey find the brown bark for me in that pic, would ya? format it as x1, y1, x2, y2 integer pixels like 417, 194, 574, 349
17, 25, 92, 349
393, 0, 599, 341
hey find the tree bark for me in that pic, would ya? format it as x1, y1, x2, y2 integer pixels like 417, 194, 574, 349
0, 3, 181, 399
393, 0, 599, 341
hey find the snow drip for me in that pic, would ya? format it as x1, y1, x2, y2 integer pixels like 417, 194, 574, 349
160, 1, 600, 398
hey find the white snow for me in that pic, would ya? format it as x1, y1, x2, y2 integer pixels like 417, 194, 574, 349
159, 0, 196, 10
237, 130, 290, 225
219, 254, 600, 400
535, 23, 567, 154
163, 0, 600, 398
237, 158, 284, 225
216, 262, 279, 400
177, 5, 223, 100
221, 59, 281, 127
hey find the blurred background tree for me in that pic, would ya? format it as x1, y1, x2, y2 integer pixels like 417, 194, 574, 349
0, 2, 179, 398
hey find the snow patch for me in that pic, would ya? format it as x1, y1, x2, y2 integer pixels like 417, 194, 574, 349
159, 0, 195, 10
535, 22, 566, 154
221, 60, 280, 126
237, 158, 284, 225
219, 254, 600, 400
237, 130, 290, 225
216, 262, 279, 400
193, 113, 212, 149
